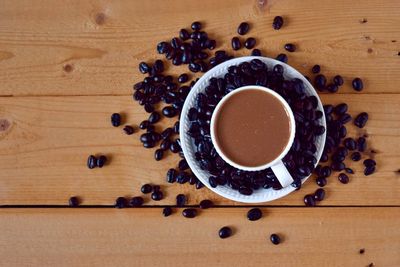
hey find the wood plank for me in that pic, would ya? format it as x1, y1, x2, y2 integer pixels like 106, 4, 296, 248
0, 0, 399, 96
0, 208, 399, 267
0, 94, 399, 206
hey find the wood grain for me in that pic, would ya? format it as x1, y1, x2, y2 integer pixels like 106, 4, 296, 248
1, 208, 399, 267
0, 0, 399, 96
1, 94, 399, 205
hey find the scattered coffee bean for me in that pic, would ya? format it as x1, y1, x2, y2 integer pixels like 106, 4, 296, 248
162, 106, 177, 117
139, 120, 150, 130
87, 155, 97, 169
237, 22, 250, 35
338, 173, 349, 184
231, 37, 241, 50
111, 113, 121, 127
154, 149, 164, 161
148, 112, 161, 124
69, 196, 80, 207
284, 43, 296, 52
178, 159, 189, 170
191, 21, 202, 31
270, 233, 281, 245
312, 64, 321, 74
333, 75, 344, 86
244, 37, 256, 49
314, 188, 325, 201
130, 196, 144, 207
357, 137, 367, 152
170, 140, 181, 153
304, 194, 316, 206
316, 177, 327, 187
219, 226, 232, 239
163, 206, 172, 217
199, 199, 213, 209
359, 248, 365, 254
96, 155, 107, 168
182, 208, 197, 218
151, 191, 163, 201
178, 73, 189, 83
315, 74, 327, 90
351, 152, 362, 161
247, 208, 262, 221
141, 184, 152, 194
272, 16, 284, 30
363, 159, 376, 167
139, 62, 150, 74
345, 167, 354, 174
123, 125, 135, 135
344, 138, 357, 151
354, 112, 368, 128
352, 77, 364, 91
115, 197, 127, 208
276, 53, 288, 63
173, 121, 180, 134
176, 194, 186, 207
334, 103, 348, 115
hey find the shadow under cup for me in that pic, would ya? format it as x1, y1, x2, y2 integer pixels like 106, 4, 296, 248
210, 86, 296, 187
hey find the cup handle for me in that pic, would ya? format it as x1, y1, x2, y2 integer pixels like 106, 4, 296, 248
270, 160, 294, 188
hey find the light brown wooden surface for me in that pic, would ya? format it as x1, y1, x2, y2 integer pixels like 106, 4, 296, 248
1, 208, 399, 267
0, 94, 399, 205
0, 0, 399, 96
0, 0, 400, 266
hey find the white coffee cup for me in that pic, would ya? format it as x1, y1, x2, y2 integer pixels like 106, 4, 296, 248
210, 85, 296, 188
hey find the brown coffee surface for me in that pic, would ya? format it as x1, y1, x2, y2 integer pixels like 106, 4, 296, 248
214, 89, 291, 167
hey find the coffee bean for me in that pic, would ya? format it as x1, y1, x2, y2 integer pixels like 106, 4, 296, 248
154, 149, 163, 161
141, 184, 152, 194
338, 173, 349, 184
312, 64, 321, 74
209, 176, 218, 188
196, 180, 204, 189
334, 103, 348, 115
352, 77, 364, 91
160, 139, 171, 151
316, 177, 327, 187
363, 159, 376, 167
166, 168, 177, 183
176, 194, 186, 207
276, 53, 288, 63
314, 188, 325, 201
157, 41, 169, 54
350, 152, 361, 161
247, 208, 262, 221
251, 49, 262, 56
69, 196, 80, 207
364, 165, 376, 176
315, 74, 327, 90
170, 140, 181, 153
122, 125, 135, 135
239, 186, 253, 195
151, 191, 163, 201
178, 159, 189, 171
333, 75, 344, 86
244, 37, 256, 49
304, 194, 316, 206
237, 22, 250, 35
357, 137, 367, 152
199, 199, 213, 209
284, 43, 296, 52
96, 155, 107, 168
162, 106, 177, 117
148, 112, 161, 124
139, 62, 150, 74
178, 73, 189, 83
87, 155, 97, 169
182, 208, 197, 218
328, 83, 339, 93
174, 121, 180, 134
163, 206, 172, 217
144, 103, 154, 113
270, 234, 281, 245
339, 113, 352, 124
231, 37, 241, 50
111, 113, 121, 127
130, 196, 144, 207
344, 138, 357, 150
354, 112, 368, 128
139, 120, 150, 130
272, 16, 284, 30
219, 226, 232, 239
191, 21, 202, 31
179, 29, 190, 40
115, 197, 127, 208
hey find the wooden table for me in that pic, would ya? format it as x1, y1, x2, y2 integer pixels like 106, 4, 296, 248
0, 0, 399, 266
